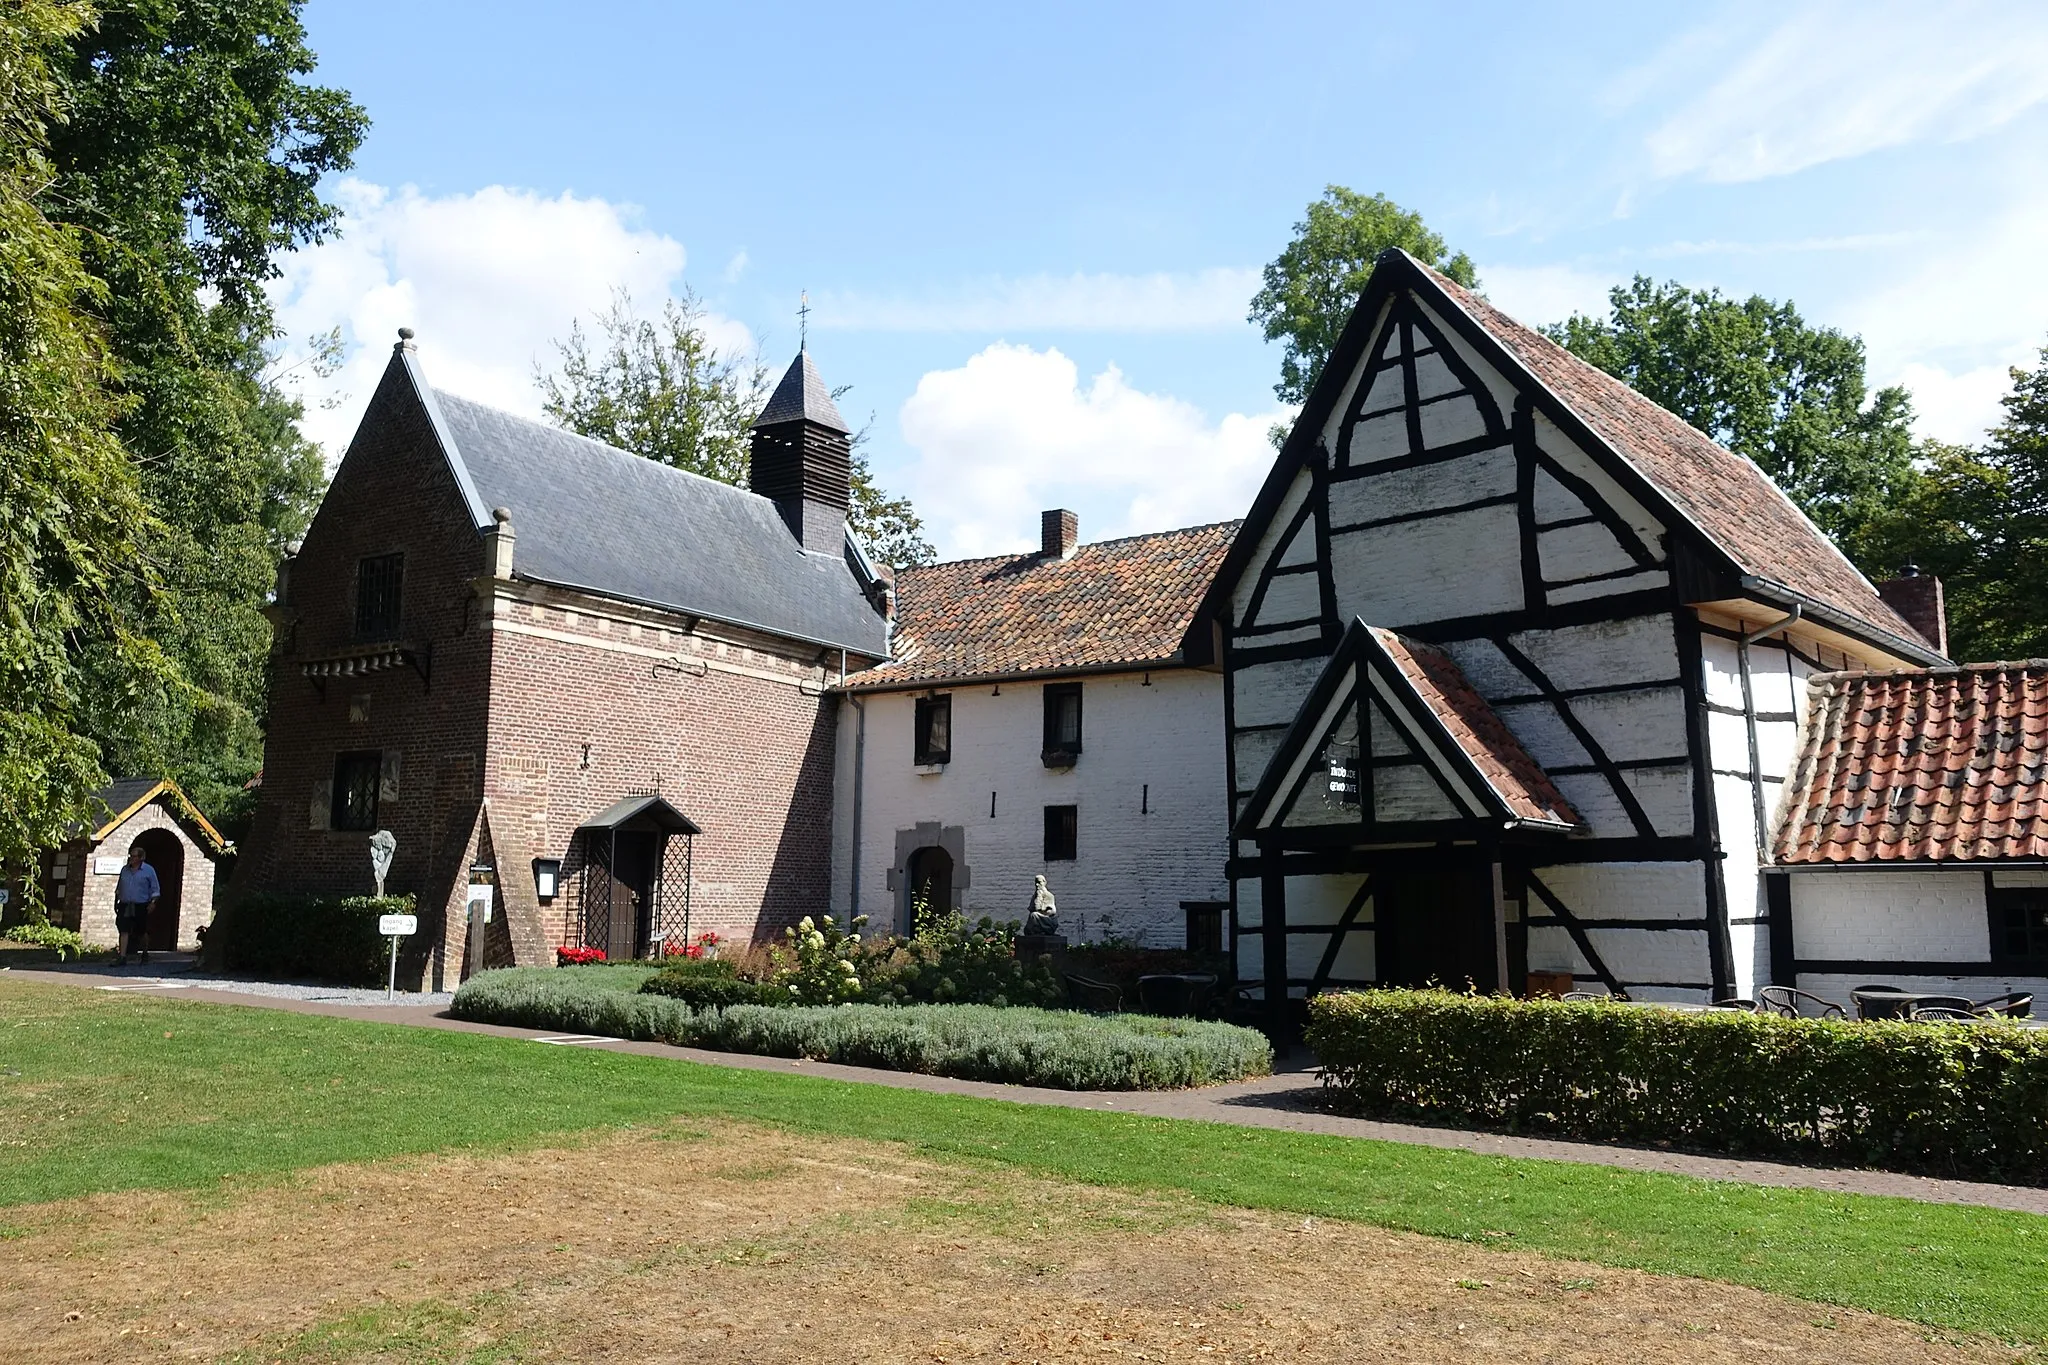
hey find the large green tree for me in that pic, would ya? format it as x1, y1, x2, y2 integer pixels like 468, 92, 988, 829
1854, 346, 2048, 661
0, 0, 175, 898
1250, 187, 1479, 405
1546, 277, 1917, 554
539, 292, 936, 567
43, 0, 363, 833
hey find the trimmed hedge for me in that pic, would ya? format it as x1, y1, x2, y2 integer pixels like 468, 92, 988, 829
1306, 989, 2048, 1183
209, 893, 415, 986
641, 959, 783, 1010
453, 966, 1272, 1090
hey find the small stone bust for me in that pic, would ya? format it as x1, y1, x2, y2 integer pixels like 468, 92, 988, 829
1024, 874, 1059, 936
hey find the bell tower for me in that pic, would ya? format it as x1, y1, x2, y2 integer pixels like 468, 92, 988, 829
750, 350, 852, 552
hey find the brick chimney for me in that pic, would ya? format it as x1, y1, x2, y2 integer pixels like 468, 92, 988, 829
750, 350, 852, 552
1877, 565, 1948, 656
1041, 508, 1078, 561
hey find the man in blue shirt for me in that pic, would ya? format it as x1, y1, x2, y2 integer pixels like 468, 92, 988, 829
114, 846, 160, 965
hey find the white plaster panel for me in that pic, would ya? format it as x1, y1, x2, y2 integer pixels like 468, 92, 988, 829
1237, 623, 1322, 649
1539, 522, 1641, 584
1228, 471, 1311, 617
1525, 924, 1590, 975
1368, 701, 1413, 757
1507, 615, 1679, 694
1533, 861, 1709, 923
1417, 394, 1493, 449
1756, 717, 1801, 782
1246, 570, 1322, 629
1699, 634, 1746, 709
1993, 870, 2048, 887
1532, 468, 1589, 526
1231, 656, 1328, 729
1357, 364, 1405, 416
1413, 295, 1520, 419
1238, 877, 1262, 931
1548, 570, 1670, 606
1325, 924, 1377, 981
1706, 708, 1751, 772
1326, 445, 1513, 528
1349, 412, 1412, 465
1790, 871, 1991, 962
1714, 771, 1763, 864
1233, 728, 1285, 795
1547, 772, 1636, 839
1618, 764, 1695, 837
1564, 687, 1689, 764
1532, 414, 1666, 551
835, 671, 1228, 948
1317, 299, 1388, 455
1750, 647, 1799, 714
1582, 927, 1713, 986
1412, 350, 1462, 400
1439, 638, 1537, 699
1375, 767, 1462, 823
1276, 517, 1317, 568
1330, 504, 1524, 628
1285, 874, 1369, 927
1489, 701, 1595, 770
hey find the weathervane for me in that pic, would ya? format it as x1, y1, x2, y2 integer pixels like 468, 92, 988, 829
798, 290, 810, 351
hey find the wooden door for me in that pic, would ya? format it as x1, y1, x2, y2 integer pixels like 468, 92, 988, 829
1376, 861, 1497, 993
610, 831, 658, 961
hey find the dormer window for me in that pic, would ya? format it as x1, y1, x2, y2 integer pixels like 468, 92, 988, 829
355, 552, 404, 640
1043, 682, 1082, 767
914, 694, 952, 766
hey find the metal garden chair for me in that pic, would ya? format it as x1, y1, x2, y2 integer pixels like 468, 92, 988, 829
1756, 986, 1847, 1019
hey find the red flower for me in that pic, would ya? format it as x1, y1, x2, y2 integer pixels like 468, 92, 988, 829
555, 946, 607, 966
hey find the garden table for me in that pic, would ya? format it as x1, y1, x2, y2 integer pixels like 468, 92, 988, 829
1850, 987, 1972, 1020
1136, 973, 1218, 1017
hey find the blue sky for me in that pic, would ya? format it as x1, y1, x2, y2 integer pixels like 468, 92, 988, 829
275, 0, 2048, 559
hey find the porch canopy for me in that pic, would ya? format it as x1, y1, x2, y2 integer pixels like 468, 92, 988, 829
575, 795, 699, 961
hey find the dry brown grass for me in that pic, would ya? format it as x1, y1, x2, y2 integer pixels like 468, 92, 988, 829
0, 1118, 2026, 1364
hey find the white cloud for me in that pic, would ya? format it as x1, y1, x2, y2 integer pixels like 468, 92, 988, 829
267, 179, 749, 456
1478, 263, 1617, 329
896, 343, 1291, 559
1620, 1, 2048, 183
817, 268, 1261, 333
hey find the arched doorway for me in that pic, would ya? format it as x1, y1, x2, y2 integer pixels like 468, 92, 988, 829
905, 845, 953, 934
130, 828, 185, 952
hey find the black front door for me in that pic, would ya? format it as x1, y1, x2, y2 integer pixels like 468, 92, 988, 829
609, 831, 658, 961
1377, 861, 1498, 993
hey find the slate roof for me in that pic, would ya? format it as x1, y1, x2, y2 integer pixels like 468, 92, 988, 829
755, 351, 849, 433
1776, 662, 2048, 864
843, 521, 1240, 688
1414, 261, 1932, 656
431, 390, 887, 656
1371, 629, 1583, 829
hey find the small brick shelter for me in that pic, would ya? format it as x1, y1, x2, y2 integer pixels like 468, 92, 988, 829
32, 779, 226, 951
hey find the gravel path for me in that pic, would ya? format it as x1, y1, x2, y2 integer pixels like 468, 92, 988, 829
16, 953, 453, 1009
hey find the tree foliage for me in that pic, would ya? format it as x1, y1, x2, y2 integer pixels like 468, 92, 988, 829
35, 0, 363, 834
1546, 277, 1917, 551
1250, 186, 1479, 405
1855, 345, 2048, 661
539, 292, 936, 567
0, 0, 170, 891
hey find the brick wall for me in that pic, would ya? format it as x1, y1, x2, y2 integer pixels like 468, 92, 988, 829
42, 804, 218, 950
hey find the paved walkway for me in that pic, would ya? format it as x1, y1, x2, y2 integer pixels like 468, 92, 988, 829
12, 961, 2047, 1217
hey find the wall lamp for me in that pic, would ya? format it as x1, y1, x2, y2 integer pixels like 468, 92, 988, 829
532, 857, 562, 902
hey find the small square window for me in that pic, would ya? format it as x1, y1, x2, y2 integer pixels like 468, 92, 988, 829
1992, 894, 2048, 962
1043, 804, 1077, 861
1042, 683, 1083, 765
355, 553, 404, 640
332, 751, 382, 831
914, 694, 952, 765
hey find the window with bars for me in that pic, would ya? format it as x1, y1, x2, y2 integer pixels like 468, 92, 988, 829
332, 751, 382, 831
355, 552, 404, 639
1991, 889, 2048, 962
914, 694, 951, 765
1042, 682, 1083, 765
1043, 804, 1077, 861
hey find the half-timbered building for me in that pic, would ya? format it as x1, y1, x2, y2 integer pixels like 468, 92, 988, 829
1199, 250, 1949, 1023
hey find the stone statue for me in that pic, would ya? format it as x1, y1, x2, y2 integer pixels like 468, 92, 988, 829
369, 829, 397, 897
1024, 874, 1059, 936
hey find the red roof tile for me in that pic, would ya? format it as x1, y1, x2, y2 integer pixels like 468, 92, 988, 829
1414, 264, 1932, 657
844, 521, 1239, 688
1776, 662, 2048, 864
1372, 628, 1583, 829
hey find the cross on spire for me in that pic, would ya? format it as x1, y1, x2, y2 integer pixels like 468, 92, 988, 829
798, 291, 810, 351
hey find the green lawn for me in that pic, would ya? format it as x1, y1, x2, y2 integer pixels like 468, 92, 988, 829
5, 977, 2047, 1347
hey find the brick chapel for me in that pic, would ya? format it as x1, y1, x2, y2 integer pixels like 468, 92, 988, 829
230, 333, 891, 987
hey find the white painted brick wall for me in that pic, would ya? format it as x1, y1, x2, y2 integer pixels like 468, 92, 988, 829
1791, 871, 1991, 960
832, 669, 1227, 946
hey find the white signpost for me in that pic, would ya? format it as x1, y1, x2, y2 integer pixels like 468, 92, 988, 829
379, 913, 417, 1000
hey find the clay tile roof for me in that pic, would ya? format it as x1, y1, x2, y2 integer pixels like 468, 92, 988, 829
1411, 261, 1930, 656
1775, 662, 2048, 864
844, 521, 1240, 687
1371, 628, 1582, 829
